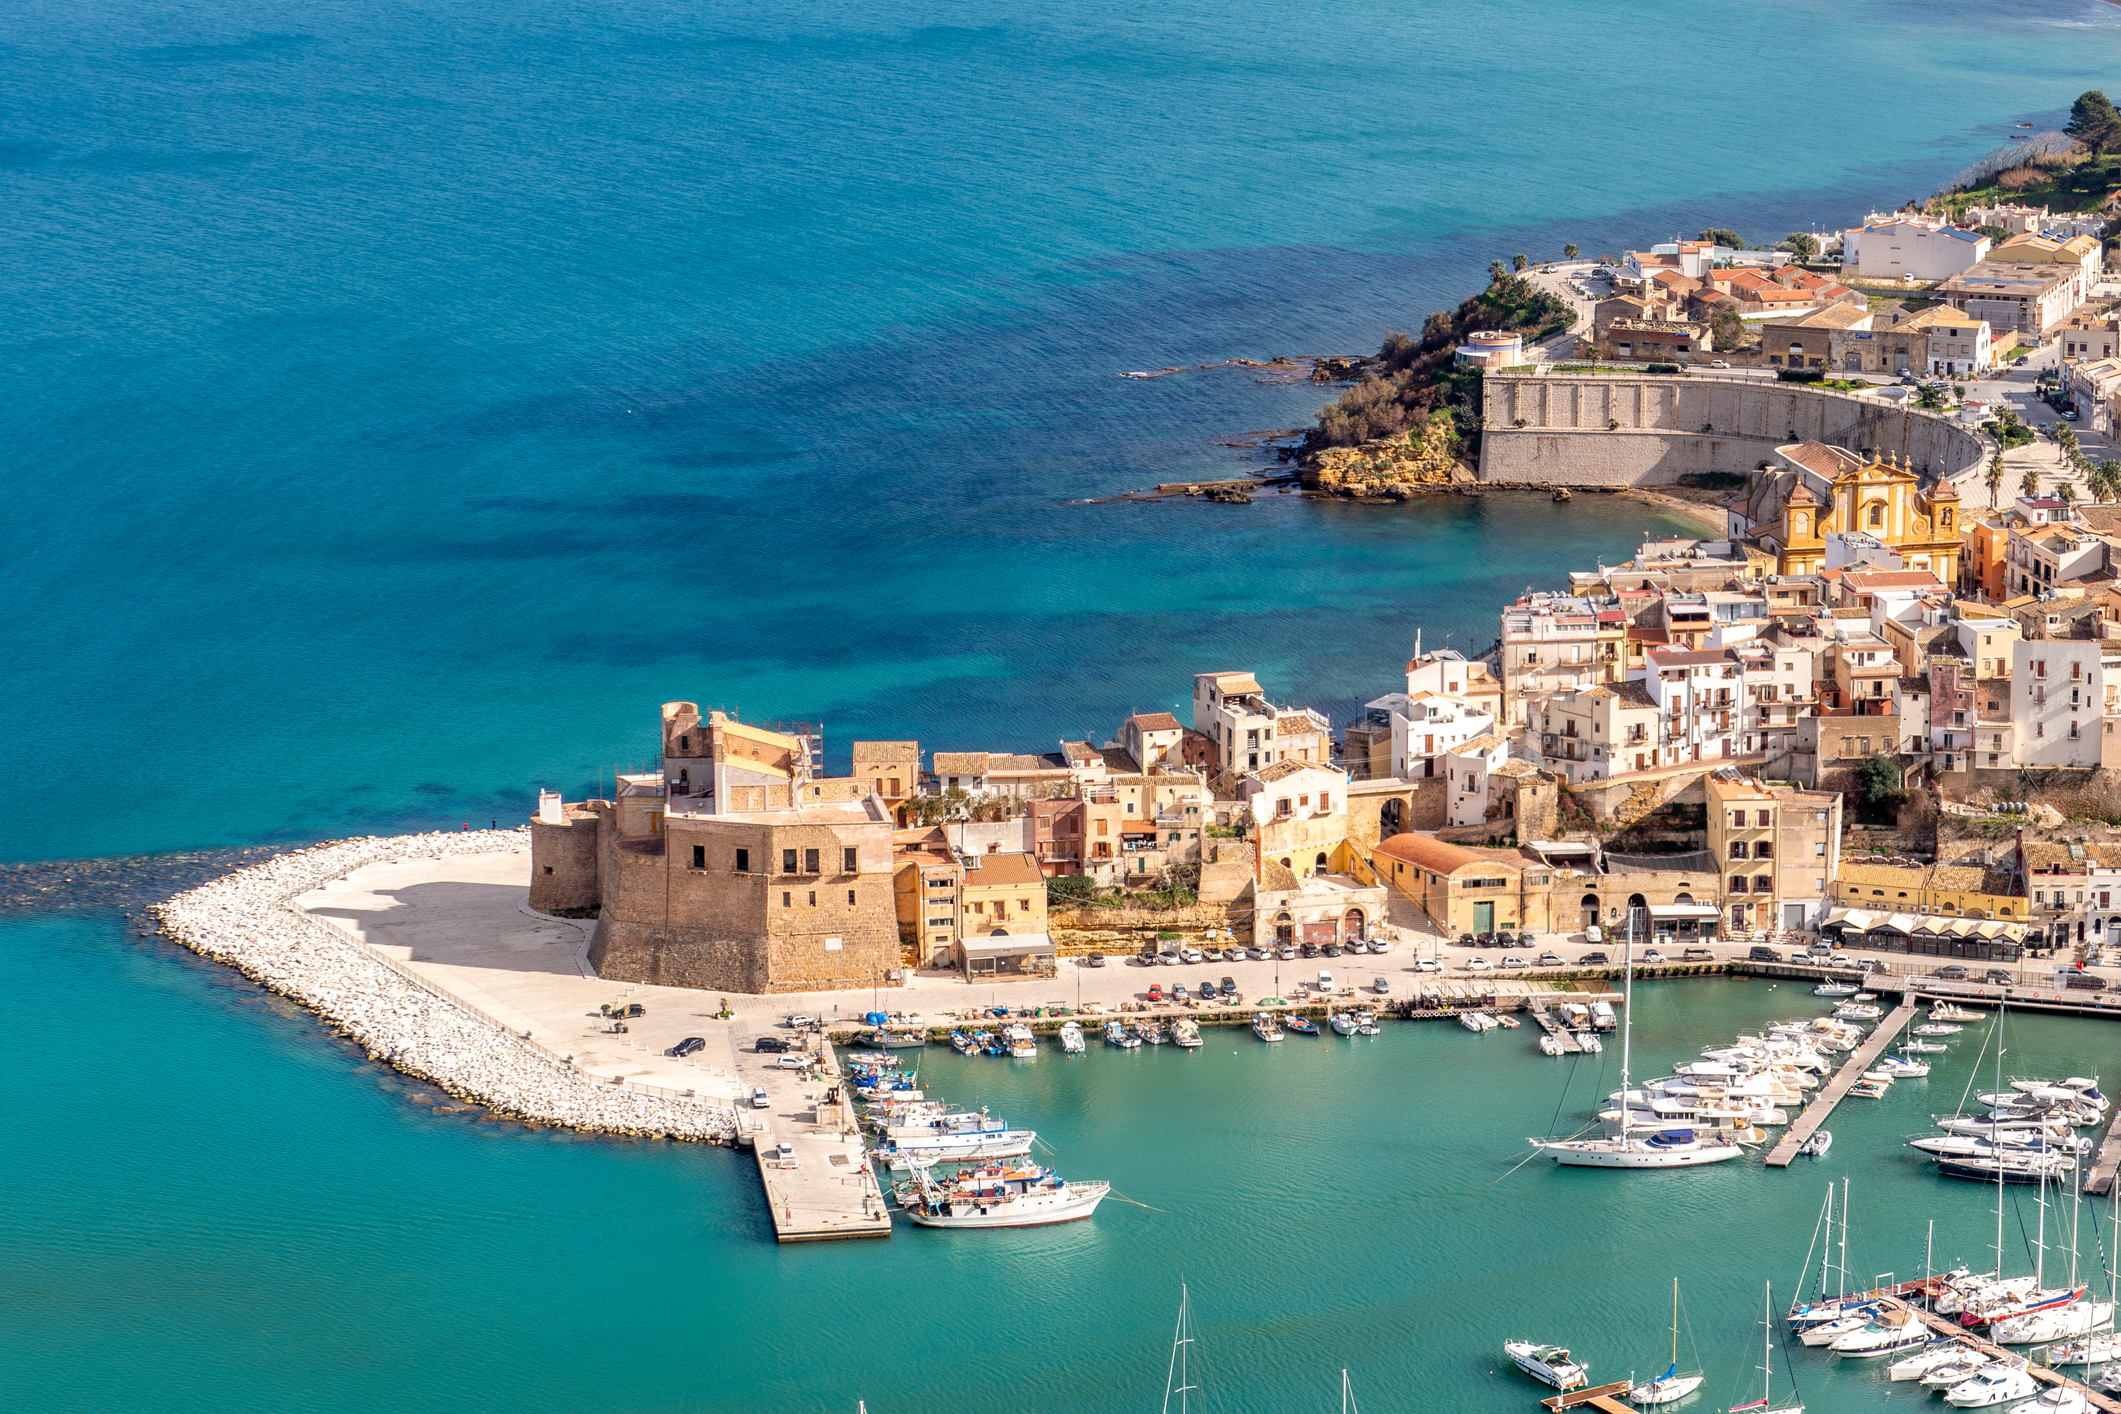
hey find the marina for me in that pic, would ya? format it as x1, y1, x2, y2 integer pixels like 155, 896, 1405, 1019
1763, 1000, 1921, 1167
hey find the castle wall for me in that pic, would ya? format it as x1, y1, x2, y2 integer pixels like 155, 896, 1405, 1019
1478, 375, 1988, 489
528, 807, 602, 913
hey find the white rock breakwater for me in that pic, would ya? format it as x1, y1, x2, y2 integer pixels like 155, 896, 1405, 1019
150, 829, 739, 1144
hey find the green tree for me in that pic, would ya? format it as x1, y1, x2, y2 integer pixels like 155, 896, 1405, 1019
1512, 253, 1529, 273
1710, 310, 1747, 352
1785, 232, 1820, 261
1986, 452, 2007, 508
2067, 90, 2121, 154
1563, 243, 1580, 261
2058, 479, 2080, 513
2059, 426, 2080, 460
2022, 464, 2044, 500
2102, 458, 2121, 500
1488, 259, 1507, 285
1698, 228, 1744, 249
1853, 753, 1904, 818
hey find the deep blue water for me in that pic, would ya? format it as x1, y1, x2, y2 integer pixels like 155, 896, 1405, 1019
8, 0, 2121, 1407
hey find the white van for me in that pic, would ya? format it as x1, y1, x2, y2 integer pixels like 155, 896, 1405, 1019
1317, 970, 1334, 993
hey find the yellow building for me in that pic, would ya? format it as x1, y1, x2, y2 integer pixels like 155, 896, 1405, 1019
1733, 442, 1962, 581
1831, 862, 2023, 920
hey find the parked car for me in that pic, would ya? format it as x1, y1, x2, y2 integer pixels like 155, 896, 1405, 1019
1934, 964, 1970, 980
1584, 925, 1604, 945
2064, 972, 2107, 991
1220, 976, 1238, 997
1135, 946, 1159, 965
782, 1013, 812, 1028
1300, 941, 1320, 958
1500, 955, 1530, 969
1466, 956, 1493, 971
775, 1054, 808, 1070
1578, 951, 1608, 965
1197, 980, 1218, 999
1708, 359, 1730, 369
1537, 951, 1564, 966
1085, 952, 1106, 968
1276, 944, 1297, 961
755, 1036, 791, 1053
1322, 942, 1343, 958
1828, 952, 1854, 965
750, 1087, 771, 1109
1159, 949, 1181, 967
1748, 946, 1782, 963
1641, 948, 1667, 963
1201, 947, 1224, 963
1147, 984, 1164, 1002
1172, 983, 1190, 1002
1180, 947, 1204, 964
1372, 976, 1390, 995
1986, 968, 2015, 985
1415, 957, 1442, 973
1247, 947, 1268, 961
1457, 933, 1476, 947
1495, 932, 1516, 949
1859, 957, 1889, 973
1683, 946, 1715, 961
1316, 970, 1335, 992
667, 1036, 706, 1058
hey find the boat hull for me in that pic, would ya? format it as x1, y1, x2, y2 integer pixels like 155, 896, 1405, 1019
899, 1186, 1108, 1228
1532, 1139, 1745, 1168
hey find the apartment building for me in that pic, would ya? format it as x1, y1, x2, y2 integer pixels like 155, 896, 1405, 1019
1192, 671, 1332, 780
1499, 595, 1616, 726
2013, 638, 2104, 768
1707, 774, 1842, 934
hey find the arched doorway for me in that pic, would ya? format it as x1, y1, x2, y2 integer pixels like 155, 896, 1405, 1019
1343, 907, 1366, 942
1274, 911, 1294, 945
1581, 893, 1601, 929
1314, 852, 1330, 873
678, 767, 691, 792
1380, 799, 1402, 838
1627, 893, 1647, 912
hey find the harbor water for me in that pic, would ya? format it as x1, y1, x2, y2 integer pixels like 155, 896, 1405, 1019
7, 917, 2115, 1414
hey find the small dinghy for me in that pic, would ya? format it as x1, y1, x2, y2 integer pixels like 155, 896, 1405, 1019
1800, 1130, 1833, 1157
1284, 1014, 1319, 1036
1848, 1078, 1890, 1099
1913, 1023, 1964, 1036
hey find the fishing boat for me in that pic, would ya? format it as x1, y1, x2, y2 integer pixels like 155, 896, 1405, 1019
1133, 1020, 1168, 1045
1329, 1013, 1357, 1036
1737, 1280, 1806, 1413
1003, 1022, 1036, 1058
1527, 928, 1743, 1169
1502, 1341, 1588, 1391
1914, 1023, 1966, 1036
1172, 1019, 1203, 1048
948, 1030, 977, 1055
1627, 1279, 1705, 1405
1059, 1020, 1085, 1054
1252, 1012, 1284, 1042
1284, 1014, 1320, 1036
1798, 1130, 1832, 1158
1494, 1013, 1522, 1029
846, 1051, 899, 1067
1355, 1012, 1381, 1036
893, 1161, 1108, 1228
867, 1028, 928, 1049
871, 1127, 1038, 1168
1103, 1021, 1141, 1049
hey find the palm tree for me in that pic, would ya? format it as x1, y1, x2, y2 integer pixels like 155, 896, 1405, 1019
2059, 426, 2080, 460
2057, 480, 2080, 514
1488, 259, 1507, 285
2103, 459, 2121, 501
1512, 254, 1529, 273
1986, 453, 2007, 508
1564, 243, 1580, 261
2022, 464, 2044, 500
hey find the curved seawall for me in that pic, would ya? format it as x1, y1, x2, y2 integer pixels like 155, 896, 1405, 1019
1478, 372, 1989, 488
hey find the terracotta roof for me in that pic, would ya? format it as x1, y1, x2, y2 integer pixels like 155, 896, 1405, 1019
1374, 833, 1513, 875
1252, 759, 1335, 784
932, 752, 991, 774
1126, 712, 1183, 732
1780, 440, 1861, 480
962, 853, 1046, 888
1842, 570, 1947, 592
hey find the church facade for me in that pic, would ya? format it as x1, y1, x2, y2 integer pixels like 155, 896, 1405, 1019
1728, 441, 1961, 581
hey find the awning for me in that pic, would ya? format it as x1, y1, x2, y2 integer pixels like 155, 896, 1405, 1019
1647, 904, 1720, 920
960, 933, 1057, 959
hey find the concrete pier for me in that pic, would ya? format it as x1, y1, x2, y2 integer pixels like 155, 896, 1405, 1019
737, 1031, 891, 1243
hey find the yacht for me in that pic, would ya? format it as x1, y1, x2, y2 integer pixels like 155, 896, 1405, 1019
1058, 1020, 1085, 1054
2047, 1329, 2121, 1365
1502, 1341, 1588, 1391
1989, 1298, 2112, 1344
1942, 1363, 2037, 1407
1892, 1338, 1982, 1380
1873, 1055, 1930, 1077
2004, 1388, 2091, 1414
1830, 1310, 1931, 1357
894, 1161, 1108, 1229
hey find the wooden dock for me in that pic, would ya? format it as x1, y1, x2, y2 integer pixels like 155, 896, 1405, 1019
1540, 1382, 1631, 1413
1763, 1000, 1919, 1167
744, 1030, 892, 1243
1881, 1296, 2121, 1412
1528, 1002, 1583, 1054
2084, 1102, 2121, 1196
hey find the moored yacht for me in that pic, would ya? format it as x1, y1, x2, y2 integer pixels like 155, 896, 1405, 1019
894, 1161, 1108, 1228
1502, 1340, 1587, 1391
1059, 1020, 1085, 1054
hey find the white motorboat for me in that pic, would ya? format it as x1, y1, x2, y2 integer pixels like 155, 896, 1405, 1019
1813, 982, 1859, 998
1915, 1023, 1966, 1036
1831, 1310, 1931, 1357
1003, 1022, 1036, 1058
1833, 1002, 1883, 1021
1540, 1033, 1566, 1056
1905, 1039, 1950, 1053
1172, 1019, 1203, 1048
1577, 1032, 1602, 1053
1798, 1130, 1832, 1157
1925, 1356, 1999, 1388
1799, 1314, 1872, 1346
1892, 1338, 1982, 1380
894, 1161, 1108, 1228
2003, 1387, 2090, 1414
1502, 1341, 1588, 1391
1944, 1363, 2037, 1407
1461, 1010, 1495, 1032
1059, 1021, 1085, 1054
1873, 1055, 1930, 1077
1932, 1003, 1985, 1023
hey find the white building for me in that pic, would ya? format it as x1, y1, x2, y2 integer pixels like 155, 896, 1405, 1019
1192, 672, 1332, 779
1839, 219, 1990, 283
1443, 734, 1510, 827
2012, 639, 2103, 768
1638, 646, 1745, 764
1361, 690, 1495, 780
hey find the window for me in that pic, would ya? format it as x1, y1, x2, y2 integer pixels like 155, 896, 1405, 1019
847, 890, 857, 905
843, 847, 858, 872
736, 848, 750, 873
691, 844, 706, 869
782, 848, 798, 873
1096, 820, 1108, 837
1755, 875, 1773, 893
1755, 841, 1773, 859
805, 848, 820, 873
808, 890, 816, 906
1729, 840, 1749, 860
972, 901, 985, 914
1814, 842, 1826, 857
678, 735, 689, 749
1730, 875, 1748, 893
1019, 899, 1031, 912
782, 891, 791, 907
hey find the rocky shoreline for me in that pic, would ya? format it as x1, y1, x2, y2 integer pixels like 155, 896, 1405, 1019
150, 830, 739, 1144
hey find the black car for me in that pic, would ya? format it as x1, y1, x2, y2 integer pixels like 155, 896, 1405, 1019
1300, 941, 1320, 958
755, 1036, 792, 1053
1322, 943, 1342, 957
667, 1036, 706, 1058
1196, 979, 1218, 1000
1748, 946, 1782, 963
1220, 976, 1238, 997
1456, 933, 1475, 947
1579, 951, 1609, 965
1495, 932, 1515, 949
612, 1002, 645, 1018
1934, 964, 1970, 980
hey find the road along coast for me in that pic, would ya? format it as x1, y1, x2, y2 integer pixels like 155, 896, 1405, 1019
150, 829, 738, 1144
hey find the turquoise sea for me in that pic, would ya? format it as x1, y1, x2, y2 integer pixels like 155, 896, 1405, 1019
8, 0, 2121, 1407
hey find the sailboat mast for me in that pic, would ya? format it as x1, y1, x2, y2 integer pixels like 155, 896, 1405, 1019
2036, 1165, 2048, 1290
1619, 911, 1634, 1127
1763, 1279, 1773, 1406
1671, 1277, 1679, 1370
1996, 1018, 2007, 1278
1838, 1176, 1849, 1300
1821, 1184, 1834, 1299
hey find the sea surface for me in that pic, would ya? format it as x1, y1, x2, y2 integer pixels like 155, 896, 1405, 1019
7, 0, 2121, 1407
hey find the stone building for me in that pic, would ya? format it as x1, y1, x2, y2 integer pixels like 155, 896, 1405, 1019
1728, 442, 1961, 581
531, 704, 902, 995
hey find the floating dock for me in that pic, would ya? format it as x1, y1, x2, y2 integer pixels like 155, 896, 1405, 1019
1528, 1002, 1583, 1053
1762, 1000, 1919, 1167
1539, 1382, 1631, 1414
2085, 1102, 2121, 1196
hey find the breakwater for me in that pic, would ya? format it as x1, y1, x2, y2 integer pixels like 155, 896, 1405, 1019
150, 830, 738, 1144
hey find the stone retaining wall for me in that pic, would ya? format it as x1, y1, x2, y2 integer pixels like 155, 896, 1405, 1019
151, 829, 739, 1143
1479, 374, 1987, 488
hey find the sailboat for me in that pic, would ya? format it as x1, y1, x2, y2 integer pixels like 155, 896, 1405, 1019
1527, 918, 1744, 1168
1165, 1285, 1201, 1414
1630, 1278, 1706, 1404
1731, 1280, 1804, 1414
